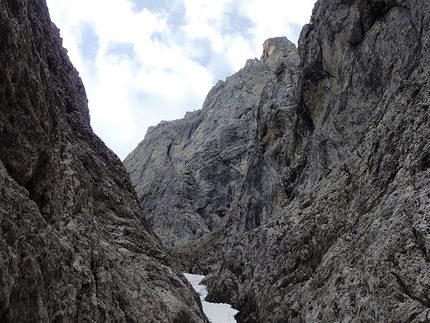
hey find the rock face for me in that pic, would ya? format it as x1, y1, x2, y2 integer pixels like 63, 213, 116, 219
124, 37, 299, 247
0, 1, 208, 322
126, 0, 430, 322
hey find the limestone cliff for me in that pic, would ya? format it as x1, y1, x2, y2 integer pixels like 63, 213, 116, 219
0, 0, 208, 322
124, 38, 299, 247
126, 0, 430, 322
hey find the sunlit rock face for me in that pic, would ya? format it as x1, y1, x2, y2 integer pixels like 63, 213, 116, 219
126, 0, 430, 322
0, 1, 209, 322
124, 37, 299, 247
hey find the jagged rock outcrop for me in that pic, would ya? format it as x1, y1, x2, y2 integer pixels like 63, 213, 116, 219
124, 37, 299, 247
0, 1, 208, 322
126, 0, 430, 322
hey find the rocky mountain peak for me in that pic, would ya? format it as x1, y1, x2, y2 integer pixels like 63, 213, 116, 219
260, 36, 299, 67
124, 36, 299, 247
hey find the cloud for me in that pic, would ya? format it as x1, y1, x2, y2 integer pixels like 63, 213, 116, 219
46, 0, 316, 159
76, 21, 99, 62
106, 41, 137, 61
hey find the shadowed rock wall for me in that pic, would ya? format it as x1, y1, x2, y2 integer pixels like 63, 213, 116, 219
0, 0, 208, 322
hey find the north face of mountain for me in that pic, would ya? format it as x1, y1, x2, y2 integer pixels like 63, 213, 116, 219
126, 0, 430, 322
0, 1, 208, 322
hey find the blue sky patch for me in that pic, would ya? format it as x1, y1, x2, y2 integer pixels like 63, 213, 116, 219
77, 20, 100, 64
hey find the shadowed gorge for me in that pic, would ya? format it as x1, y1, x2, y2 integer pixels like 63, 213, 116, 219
2, 0, 430, 322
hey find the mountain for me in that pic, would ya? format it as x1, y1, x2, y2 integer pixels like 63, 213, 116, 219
0, 0, 208, 322
125, 0, 430, 322
124, 37, 299, 247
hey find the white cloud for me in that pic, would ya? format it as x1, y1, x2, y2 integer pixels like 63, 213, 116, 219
46, 0, 316, 159
244, 0, 315, 46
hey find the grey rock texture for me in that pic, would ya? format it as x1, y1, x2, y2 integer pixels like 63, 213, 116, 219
0, 0, 208, 322
126, 0, 430, 322
124, 37, 300, 247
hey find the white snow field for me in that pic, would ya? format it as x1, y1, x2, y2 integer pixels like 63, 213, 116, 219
184, 273, 238, 323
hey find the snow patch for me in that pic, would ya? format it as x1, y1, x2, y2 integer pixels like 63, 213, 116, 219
184, 273, 238, 323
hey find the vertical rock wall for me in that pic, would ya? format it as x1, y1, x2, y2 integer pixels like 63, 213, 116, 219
0, 0, 208, 322
207, 1, 430, 322
125, 0, 430, 322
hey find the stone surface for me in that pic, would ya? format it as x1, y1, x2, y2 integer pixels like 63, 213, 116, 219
124, 37, 299, 247
0, 1, 208, 322
126, 0, 430, 322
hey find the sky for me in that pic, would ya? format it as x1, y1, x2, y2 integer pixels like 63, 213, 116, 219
46, 0, 316, 160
